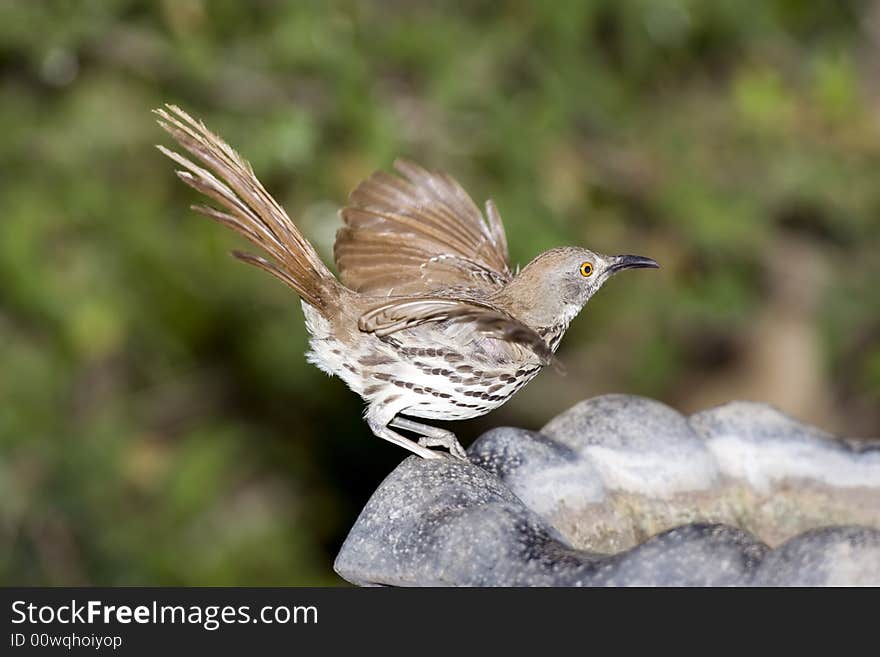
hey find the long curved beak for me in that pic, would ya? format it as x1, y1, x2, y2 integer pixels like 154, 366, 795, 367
608, 254, 660, 275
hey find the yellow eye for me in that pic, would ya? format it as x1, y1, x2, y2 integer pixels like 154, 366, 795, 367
579, 262, 594, 277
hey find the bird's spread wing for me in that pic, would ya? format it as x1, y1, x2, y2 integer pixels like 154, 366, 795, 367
335, 160, 511, 296
359, 297, 555, 366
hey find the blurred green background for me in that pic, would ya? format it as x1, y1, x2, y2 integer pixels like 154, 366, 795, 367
1, 0, 878, 585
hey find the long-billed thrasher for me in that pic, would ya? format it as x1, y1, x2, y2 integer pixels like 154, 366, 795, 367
156, 105, 659, 461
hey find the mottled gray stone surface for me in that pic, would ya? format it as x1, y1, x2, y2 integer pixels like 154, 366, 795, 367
335, 395, 880, 586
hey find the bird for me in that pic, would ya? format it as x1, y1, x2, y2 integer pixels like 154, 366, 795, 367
155, 104, 659, 461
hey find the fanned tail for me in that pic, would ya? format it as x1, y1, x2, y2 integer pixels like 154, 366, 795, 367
155, 104, 340, 312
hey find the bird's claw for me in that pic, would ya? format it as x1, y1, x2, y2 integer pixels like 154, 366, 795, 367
417, 435, 468, 460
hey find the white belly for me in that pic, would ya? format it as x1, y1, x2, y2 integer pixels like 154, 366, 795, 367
301, 300, 545, 420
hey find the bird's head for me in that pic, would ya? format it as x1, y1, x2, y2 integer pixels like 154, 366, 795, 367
494, 246, 659, 329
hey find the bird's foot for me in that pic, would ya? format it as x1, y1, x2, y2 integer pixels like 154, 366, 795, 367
417, 435, 468, 460
387, 416, 469, 460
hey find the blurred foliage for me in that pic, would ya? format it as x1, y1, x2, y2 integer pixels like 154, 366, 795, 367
1, 0, 878, 585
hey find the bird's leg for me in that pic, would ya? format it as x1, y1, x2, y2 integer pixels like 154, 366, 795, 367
367, 418, 445, 460
389, 417, 468, 460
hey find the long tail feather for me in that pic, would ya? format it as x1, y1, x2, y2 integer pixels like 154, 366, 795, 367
155, 104, 337, 310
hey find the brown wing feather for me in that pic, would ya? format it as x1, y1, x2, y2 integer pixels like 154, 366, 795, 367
359, 297, 555, 366
335, 160, 511, 296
